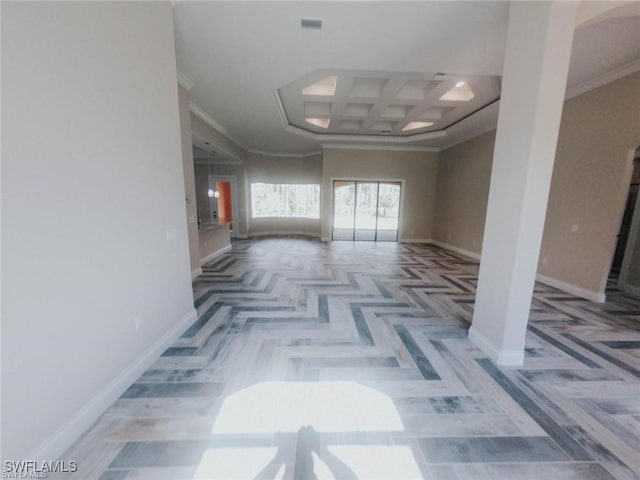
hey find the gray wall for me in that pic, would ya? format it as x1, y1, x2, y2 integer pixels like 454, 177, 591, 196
2, 2, 195, 459
321, 149, 439, 241
432, 72, 640, 299
434, 132, 494, 253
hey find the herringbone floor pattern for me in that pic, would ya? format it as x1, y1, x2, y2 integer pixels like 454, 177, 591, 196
56, 238, 640, 479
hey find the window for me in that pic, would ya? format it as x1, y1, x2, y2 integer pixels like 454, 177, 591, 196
251, 183, 320, 219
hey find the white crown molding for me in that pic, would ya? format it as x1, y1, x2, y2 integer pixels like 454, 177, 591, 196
322, 144, 439, 153
273, 90, 289, 128
565, 59, 640, 100
315, 130, 447, 145
189, 101, 248, 151
437, 123, 498, 152
247, 148, 322, 159
177, 69, 195, 91
193, 158, 242, 166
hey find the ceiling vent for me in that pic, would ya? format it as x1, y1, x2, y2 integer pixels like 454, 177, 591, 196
301, 19, 322, 29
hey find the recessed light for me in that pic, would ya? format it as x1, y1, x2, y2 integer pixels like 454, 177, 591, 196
440, 83, 474, 102
456, 81, 465, 87
302, 76, 337, 96
402, 121, 434, 131
305, 117, 330, 128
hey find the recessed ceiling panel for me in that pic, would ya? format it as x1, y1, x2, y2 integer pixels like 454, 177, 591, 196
340, 120, 363, 130
302, 75, 337, 96
304, 101, 331, 116
381, 105, 411, 120
396, 80, 439, 100
344, 103, 373, 117
349, 77, 388, 99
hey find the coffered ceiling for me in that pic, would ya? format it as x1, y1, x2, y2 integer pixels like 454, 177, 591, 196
173, 1, 640, 157
278, 70, 501, 140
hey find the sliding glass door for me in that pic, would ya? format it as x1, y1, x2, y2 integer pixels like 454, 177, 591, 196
332, 180, 401, 242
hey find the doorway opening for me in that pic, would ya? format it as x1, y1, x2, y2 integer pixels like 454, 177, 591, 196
332, 180, 401, 242
611, 148, 640, 276
210, 175, 239, 237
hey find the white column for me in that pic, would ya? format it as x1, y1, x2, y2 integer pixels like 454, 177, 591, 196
468, 1, 577, 366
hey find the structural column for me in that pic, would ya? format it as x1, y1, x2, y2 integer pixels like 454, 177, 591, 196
469, 1, 577, 365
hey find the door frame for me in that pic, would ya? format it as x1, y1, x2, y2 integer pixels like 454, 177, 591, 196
330, 177, 405, 242
209, 174, 239, 238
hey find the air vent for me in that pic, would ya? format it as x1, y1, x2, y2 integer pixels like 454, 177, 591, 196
301, 19, 322, 29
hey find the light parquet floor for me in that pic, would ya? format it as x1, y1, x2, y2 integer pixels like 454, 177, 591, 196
55, 238, 640, 479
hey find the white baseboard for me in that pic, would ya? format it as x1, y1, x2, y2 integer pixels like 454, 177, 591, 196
248, 231, 321, 239
236, 234, 249, 239
200, 244, 232, 266
30, 307, 198, 461
535, 273, 605, 303
191, 267, 203, 280
399, 238, 432, 244
430, 239, 481, 261
618, 282, 640, 298
321, 237, 331, 242
468, 326, 524, 367
431, 241, 604, 303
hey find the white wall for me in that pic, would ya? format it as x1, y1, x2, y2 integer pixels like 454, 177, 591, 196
1, 2, 196, 460
178, 85, 202, 276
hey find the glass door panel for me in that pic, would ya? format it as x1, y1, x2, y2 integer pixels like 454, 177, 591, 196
376, 182, 400, 241
333, 181, 356, 240
333, 180, 402, 242
354, 182, 379, 241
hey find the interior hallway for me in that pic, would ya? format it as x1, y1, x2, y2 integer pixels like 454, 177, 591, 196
56, 238, 640, 479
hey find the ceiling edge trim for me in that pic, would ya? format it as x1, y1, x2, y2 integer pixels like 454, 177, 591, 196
177, 69, 195, 91
189, 101, 248, 152
314, 130, 447, 144
273, 90, 289, 127
193, 158, 242, 166
437, 124, 498, 152
322, 144, 439, 153
247, 148, 323, 159
565, 58, 640, 100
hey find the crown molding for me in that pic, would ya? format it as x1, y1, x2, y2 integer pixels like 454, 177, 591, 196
177, 69, 195, 91
437, 123, 498, 152
565, 59, 640, 100
321, 144, 439, 153
273, 90, 289, 128
247, 148, 322, 159
189, 101, 249, 151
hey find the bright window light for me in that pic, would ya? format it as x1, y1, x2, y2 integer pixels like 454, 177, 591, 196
251, 183, 320, 219
302, 75, 337, 96
305, 117, 330, 129
402, 121, 434, 131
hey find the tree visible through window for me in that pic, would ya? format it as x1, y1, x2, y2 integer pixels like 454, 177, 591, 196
251, 183, 320, 219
